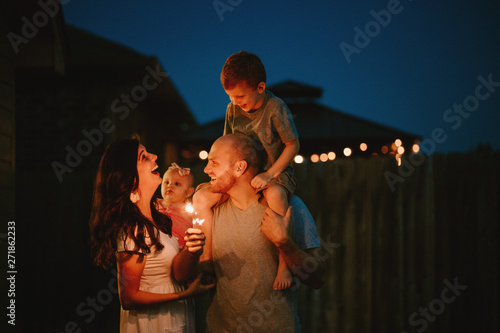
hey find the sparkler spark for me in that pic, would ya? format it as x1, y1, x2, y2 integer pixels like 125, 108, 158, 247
193, 218, 205, 227
185, 202, 194, 214
185, 203, 204, 227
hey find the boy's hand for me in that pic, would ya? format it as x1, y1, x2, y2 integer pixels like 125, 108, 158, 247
251, 172, 274, 189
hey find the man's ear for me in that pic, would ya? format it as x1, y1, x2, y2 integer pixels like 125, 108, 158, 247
234, 160, 248, 176
257, 82, 266, 93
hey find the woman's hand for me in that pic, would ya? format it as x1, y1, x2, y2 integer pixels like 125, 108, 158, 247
184, 228, 206, 255
185, 273, 215, 298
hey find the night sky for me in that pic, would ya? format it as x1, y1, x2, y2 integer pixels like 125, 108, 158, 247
63, 0, 500, 153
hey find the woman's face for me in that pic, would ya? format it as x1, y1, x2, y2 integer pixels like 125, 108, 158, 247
136, 144, 162, 194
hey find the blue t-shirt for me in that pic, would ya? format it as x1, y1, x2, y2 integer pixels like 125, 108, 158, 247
290, 195, 321, 333
291, 195, 320, 250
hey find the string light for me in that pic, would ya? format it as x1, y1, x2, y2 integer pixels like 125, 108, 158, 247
294, 155, 304, 164
199, 150, 208, 160
196, 141, 417, 162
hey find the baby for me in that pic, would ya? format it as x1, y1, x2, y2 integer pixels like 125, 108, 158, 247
157, 163, 195, 248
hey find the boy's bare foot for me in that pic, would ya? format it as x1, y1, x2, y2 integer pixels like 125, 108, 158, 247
273, 264, 293, 290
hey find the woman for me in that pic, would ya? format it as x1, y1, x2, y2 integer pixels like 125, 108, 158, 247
89, 139, 213, 332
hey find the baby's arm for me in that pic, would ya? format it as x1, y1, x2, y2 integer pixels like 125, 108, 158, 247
192, 184, 220, 261
251, 138, 300, 189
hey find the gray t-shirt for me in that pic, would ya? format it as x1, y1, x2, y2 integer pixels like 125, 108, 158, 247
223, 90, 299, 175
206, 198, 295, 332
206, 196, 321, 333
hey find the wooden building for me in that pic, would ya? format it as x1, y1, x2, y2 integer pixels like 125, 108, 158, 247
4, 2, 197, 330
181, 80, 421, 162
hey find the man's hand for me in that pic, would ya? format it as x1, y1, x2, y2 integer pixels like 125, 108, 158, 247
251, 172, 274, 189
261, 206, 292, 248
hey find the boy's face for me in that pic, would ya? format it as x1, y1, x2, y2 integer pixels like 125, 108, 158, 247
161, 169, 193, 205
224, 81, 266, 112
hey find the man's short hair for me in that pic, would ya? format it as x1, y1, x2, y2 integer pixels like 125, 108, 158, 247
220, 51, 266, 90
223, 133, 265, 172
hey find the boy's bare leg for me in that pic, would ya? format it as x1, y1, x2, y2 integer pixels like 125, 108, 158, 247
262, 184, 293, 290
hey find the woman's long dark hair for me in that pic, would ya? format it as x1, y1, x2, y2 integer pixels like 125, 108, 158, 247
89, 139, 172, 269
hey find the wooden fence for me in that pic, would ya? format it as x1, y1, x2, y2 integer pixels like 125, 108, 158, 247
15, 150, 497, 332
293, 151, 499, 332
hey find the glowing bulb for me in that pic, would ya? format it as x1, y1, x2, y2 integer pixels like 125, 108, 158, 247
311, 154, 319, 163
397, 146, 405, 154
294, 155, 304, 164
412, 144, 420, 153
360, 143, 368, 151
396, 154, 402, 166
395, 139, 402, 147
199, 150, 208, 160
320, 153, 328, 162
343, 147, 352, 157
328, 152, 336, 160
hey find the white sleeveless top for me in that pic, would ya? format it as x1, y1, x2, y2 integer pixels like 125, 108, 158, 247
117, 228, 194, 333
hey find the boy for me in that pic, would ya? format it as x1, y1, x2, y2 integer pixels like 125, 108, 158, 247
196, 51, 299, 290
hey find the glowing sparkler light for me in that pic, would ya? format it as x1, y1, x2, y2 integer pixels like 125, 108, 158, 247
185, 203, 205, 227
185, 202, 194, 214
192, 218, 205, 227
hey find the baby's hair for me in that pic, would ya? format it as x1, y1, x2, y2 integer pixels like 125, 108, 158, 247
164, 164, 194, 188
221, 51, 266, 90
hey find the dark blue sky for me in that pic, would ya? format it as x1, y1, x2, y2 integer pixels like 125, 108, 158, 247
63, 0, 500, 153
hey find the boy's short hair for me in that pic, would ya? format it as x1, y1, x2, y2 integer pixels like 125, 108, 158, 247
221, 51, 266, 90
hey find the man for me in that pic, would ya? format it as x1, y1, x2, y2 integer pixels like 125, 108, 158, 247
195, 133, 325, 332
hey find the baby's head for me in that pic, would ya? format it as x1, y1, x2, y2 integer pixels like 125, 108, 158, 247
161, 163, 194, 205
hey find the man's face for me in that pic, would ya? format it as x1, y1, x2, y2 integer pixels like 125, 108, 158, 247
224, 81, 265, 112
203, 140, 237, 193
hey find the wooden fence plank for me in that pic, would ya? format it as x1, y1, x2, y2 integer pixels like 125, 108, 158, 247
292, 152, 498, 332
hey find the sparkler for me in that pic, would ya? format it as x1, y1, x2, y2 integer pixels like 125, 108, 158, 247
185, 203, 205, 228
